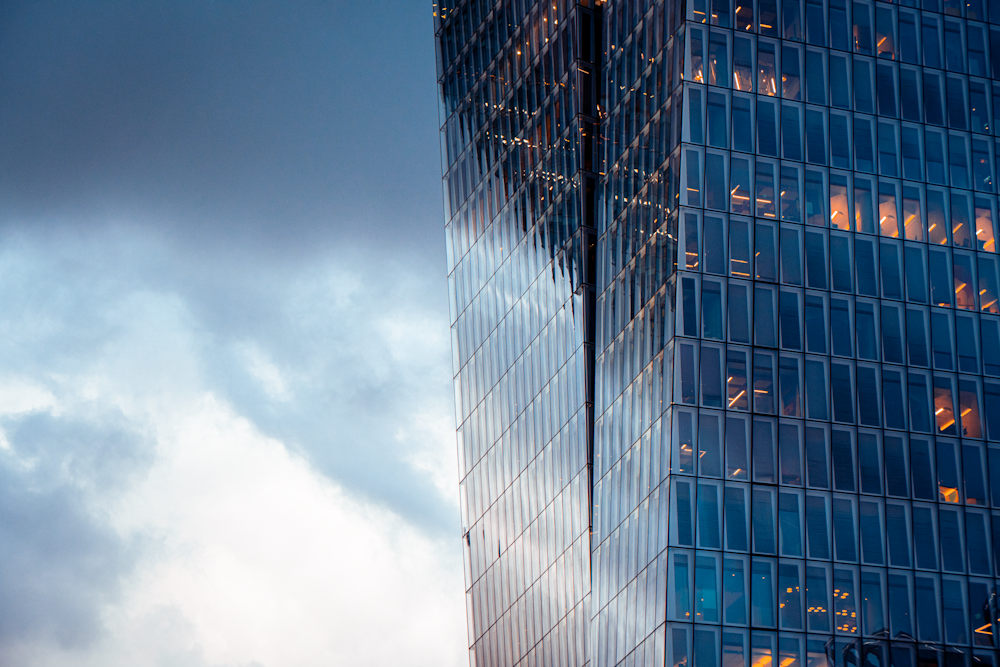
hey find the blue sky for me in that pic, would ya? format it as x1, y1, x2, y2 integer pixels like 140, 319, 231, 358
0, 2, 465, 665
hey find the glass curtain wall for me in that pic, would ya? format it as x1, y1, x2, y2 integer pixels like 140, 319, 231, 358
592, 0, 1000, 665
591, 1, 682, 666
435, 2, 602, 666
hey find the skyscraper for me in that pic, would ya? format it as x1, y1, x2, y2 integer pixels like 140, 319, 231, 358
436, 0, 1000, 665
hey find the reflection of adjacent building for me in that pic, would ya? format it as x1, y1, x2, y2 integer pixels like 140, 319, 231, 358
435, 0, 1000, 664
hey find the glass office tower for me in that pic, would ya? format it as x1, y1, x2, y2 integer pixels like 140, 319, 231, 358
438, 0, 1000, 665
434, 2, 602, 666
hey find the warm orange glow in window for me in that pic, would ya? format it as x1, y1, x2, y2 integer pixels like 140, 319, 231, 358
939, 485, 960, 503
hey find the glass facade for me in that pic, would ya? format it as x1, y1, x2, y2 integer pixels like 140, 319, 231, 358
437, 0, 1000, 664
435, 2, 601, 666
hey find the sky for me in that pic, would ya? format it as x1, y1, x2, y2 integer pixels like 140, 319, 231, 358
0, 2, 467, 665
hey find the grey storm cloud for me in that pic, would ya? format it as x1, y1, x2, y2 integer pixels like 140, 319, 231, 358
0, 412, 149, 651
0, 0, 446, 259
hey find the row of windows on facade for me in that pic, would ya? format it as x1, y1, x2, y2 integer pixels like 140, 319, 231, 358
590, 443, 1000, 626
606, 0, 1000, 69
665, 481, 999, 574
589, 486, 1000, 648
589, 436, 999, 592
678, 151, 1000, 228
682, 0, 1000, 40
662, 551, 997, 645
591, 413, 1000, 547
665, 452, 998, 560
670, 211, 999, 289
591, 479, 999, 643
600, 213, 1000, 343
595, 356, 1000, 490
602, 143, 1000, 257
595, 402, 1000, 502
582, 41, 1000, 245
672, 338, 996, 434
603, 96, 1000, 237
674, 277, 1000, 370
590, 503, 1000, 652
598, 0, 1000, 124
596, 278, 1000, 426
658, 623, 998, 667
600, 14, 1000, 173
677, 84, 1000, 162
684, 22, 996, 98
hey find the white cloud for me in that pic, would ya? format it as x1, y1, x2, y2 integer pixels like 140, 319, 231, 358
236, 342, 293, 402
93, 395, 465, 667
0, 224, 466, 667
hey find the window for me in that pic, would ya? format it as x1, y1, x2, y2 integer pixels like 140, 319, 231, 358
922, 15, 942, 69
876, 64, 898, 118
906, 307, 930, 366
806, 108, 827, 165
856, 300, 879, 359
782, 44, 803, 99
733, 94, 754, 152
805, 293, 828, 353
780, 290, 803, 349
875, 6, 895, 59
900, 67, 922, 122
830, 53, 851, 108
805, 231, 827, 288
830, 235, 852, 289
758, 41, 778, 95
707, 91, 729, 147
805, 50, 826, 104
924, 71, 946, 126
901, 124, 924, 180
758, 98, 779, 155
830, 0, 850, 50
781, 103, 804, 160
831, 298, 853, 355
